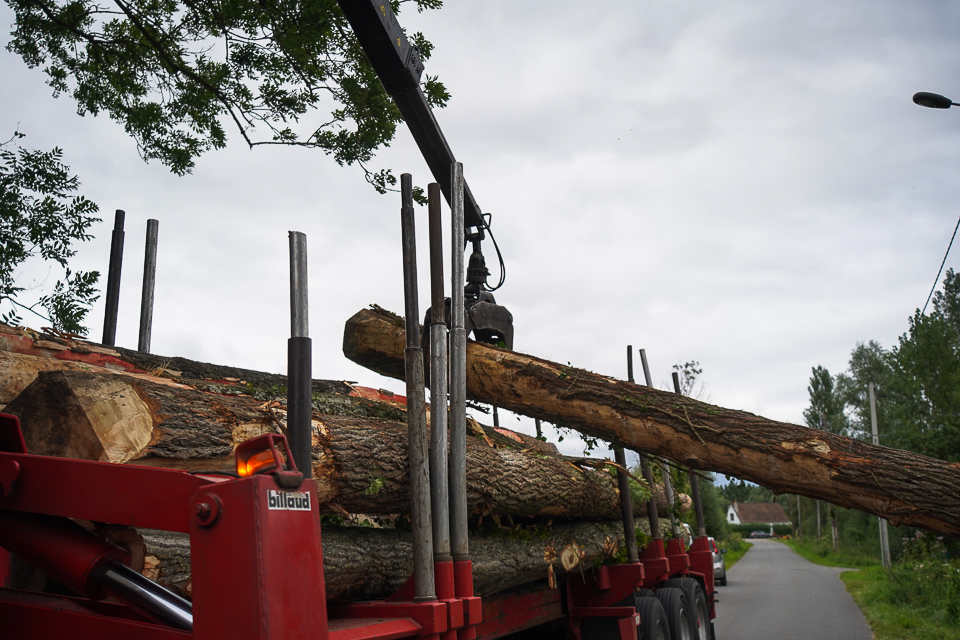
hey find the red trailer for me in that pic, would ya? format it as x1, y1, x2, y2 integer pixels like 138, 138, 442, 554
0, 411, 716, 640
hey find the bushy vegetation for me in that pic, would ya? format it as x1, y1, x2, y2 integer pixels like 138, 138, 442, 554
719, 535, 751, 569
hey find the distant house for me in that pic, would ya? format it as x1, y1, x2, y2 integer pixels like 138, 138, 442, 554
726, 501, 791, 531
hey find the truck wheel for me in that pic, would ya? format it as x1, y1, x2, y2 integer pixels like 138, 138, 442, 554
636, 595, 670, 640
663, 578, 710, 640
655, 587, 693, 640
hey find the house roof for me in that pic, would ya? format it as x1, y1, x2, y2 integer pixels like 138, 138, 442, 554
733, 502, 790, 524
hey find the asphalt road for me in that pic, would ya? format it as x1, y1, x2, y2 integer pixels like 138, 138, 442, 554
712, 539, 872, 640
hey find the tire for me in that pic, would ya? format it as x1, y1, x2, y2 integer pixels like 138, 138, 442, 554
655, 587, 693, 640
636, 595, 671, 640
719, 573, 727, 587
663, 578, 710, 640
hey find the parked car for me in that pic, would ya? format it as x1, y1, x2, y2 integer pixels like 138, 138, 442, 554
748, 530, 773, 539
708, 537, 727, 586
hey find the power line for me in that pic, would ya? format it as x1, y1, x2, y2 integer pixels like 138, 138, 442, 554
922, 212, 960, 315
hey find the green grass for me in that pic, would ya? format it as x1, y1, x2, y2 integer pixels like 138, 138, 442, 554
842, 565, 960, 640
781, 538, 879, 568
718, 537, 751, 570
781, 537, 960, 640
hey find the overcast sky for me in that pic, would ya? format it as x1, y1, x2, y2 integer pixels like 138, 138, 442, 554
3, 1, 960, 461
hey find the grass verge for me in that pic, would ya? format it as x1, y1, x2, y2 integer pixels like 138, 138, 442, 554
842, 566, 960, 640
781, 537, 960, 640
781, 538, 878, 568
719, 537, 751, 570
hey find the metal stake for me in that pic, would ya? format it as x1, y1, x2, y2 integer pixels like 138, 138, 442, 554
287, 231, 313, 478
674, 371, 706, 537
614, 345, 638, 563
449, 164, 469, 564
102, 210, 125, 346
400, 174, 436, 601
138, 219, 159, 353
640, 349, 680, 538
427, 183, 451, 562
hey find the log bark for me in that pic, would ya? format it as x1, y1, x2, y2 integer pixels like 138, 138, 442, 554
343, 306, 960, 536
4, 370, 647, 519
127, 520, 646, 601
0, 321, 349, 408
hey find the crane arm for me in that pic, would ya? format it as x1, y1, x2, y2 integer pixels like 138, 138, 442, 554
336, 0, 486, 233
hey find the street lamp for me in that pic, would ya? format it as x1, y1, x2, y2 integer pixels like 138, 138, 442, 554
913, 91, 960, 109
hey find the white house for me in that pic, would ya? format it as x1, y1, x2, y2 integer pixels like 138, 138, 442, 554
726, 500, 791, 531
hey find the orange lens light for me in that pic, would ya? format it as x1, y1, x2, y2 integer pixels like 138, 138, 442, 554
238, 449, 278, 477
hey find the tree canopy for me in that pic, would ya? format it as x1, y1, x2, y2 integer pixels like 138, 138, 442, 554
804, 270, 960, 463
4, 0, 449, 191
0, 131, 100, 335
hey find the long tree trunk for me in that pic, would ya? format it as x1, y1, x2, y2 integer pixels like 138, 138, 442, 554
343, 306, 960, 536
127, 520, 641, 601
4, 369, 648, 520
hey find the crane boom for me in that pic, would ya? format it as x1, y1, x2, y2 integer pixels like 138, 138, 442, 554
336, 0, 486, 232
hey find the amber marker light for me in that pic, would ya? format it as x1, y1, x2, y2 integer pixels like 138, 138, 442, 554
238, 449, 279, 477
234, 433, 296, 477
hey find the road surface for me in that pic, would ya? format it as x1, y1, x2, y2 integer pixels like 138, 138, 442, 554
712, 539, 872, 640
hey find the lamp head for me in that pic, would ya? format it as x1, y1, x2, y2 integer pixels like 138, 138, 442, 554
913, 92, 955, 109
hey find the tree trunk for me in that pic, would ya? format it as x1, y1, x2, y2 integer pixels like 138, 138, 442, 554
4, 369, 649, 520
343, 306, 960, 536
128, 520, 643, 601
0, 321, 349, 409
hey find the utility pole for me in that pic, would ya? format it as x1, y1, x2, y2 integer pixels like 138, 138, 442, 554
796, 495, 802, 540
870, 382, 892, 568
816, 500, 822, 540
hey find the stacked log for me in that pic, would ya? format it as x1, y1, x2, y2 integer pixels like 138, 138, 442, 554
4, 369, 669, 599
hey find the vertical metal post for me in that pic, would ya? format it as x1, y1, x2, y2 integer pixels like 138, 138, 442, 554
287, 231, 313, 478
869, 382, 891, 568
641, 457, 660, 537
614, 345, 638, 562
635, 347, 660, 537
138, 219, 159, 353
640, 349, 680, 538
102, 210, 125, 346
615, 445, 638, 562
816, 500, 822, 540
796, 495, 802, 539
427, 183, 451, 565
674, 372, 706, 537
400, 174, 436, 601
449, 163, 473, 611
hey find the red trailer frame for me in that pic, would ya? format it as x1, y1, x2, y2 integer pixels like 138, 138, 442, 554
0, 413, 713, 640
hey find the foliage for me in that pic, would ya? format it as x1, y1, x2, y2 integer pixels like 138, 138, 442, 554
782, 536, 880, 569
5, 0, 449, 194
802, 365, 849, 435
671, 359, 707, 399
695, 474, 731, 539
806, 271, 960, 463
719, 536, 751, 570
839, 532, 960, 640
843, 566, 960, 640
720, 478, 773, 504
0, 130, 100, 334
